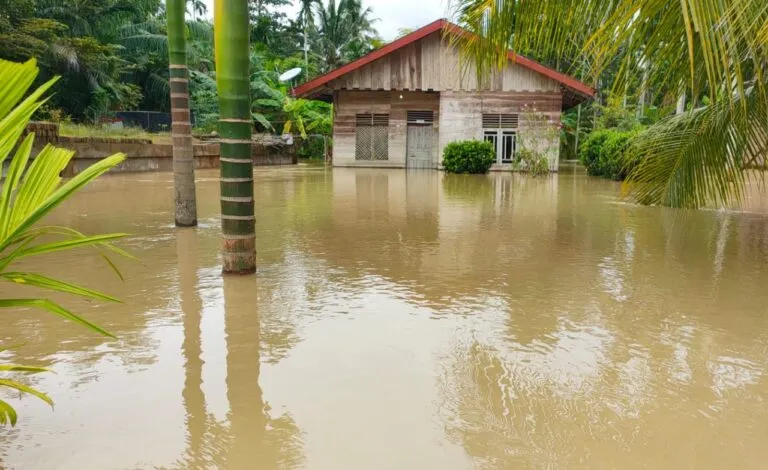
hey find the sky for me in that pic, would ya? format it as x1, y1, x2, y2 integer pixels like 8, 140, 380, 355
201, 0, 449, 40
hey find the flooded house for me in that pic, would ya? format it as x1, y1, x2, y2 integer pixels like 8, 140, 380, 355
294, 19, 594, 171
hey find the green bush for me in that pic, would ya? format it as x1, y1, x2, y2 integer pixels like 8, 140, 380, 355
443, 140, 496, 174
578, 129, 641, 180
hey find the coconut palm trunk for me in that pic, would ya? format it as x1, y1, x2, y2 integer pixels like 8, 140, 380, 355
214, 0, 255, 274
168, 0, 198, 227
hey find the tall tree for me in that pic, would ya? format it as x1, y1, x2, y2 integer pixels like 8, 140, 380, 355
297, 0, 317, 70
167, 0, 198, 227
316, 0, 379, 71
215, 0, 256, 274
187, 0, 207, 21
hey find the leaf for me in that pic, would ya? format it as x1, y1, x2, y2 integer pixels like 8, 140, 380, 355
0, 299, 115, 338
0, 379, 53, 407
254, 98, 282, 108
623, 91, 766, 208
0, 59, 39, 119
0, 272, 121, 303
14, 233, 129, 257
1, 153, 127, 251
0, 365, 49, 374
0, 399, 18, 426
252, 112, 274, 131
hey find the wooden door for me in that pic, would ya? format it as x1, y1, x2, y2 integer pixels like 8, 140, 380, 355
406, 124, 436, 169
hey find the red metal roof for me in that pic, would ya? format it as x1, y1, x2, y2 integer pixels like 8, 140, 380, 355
294, 19, 595, 99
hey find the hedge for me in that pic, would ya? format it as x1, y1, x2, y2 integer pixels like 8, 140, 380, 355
443, 140, 496, 174
578, 128, 641, 180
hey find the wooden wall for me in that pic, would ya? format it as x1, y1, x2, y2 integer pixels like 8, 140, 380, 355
333, 90, 439, 168
329, 32, 561, 93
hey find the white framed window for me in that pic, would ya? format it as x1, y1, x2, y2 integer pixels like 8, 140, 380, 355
483, 114, 518, 164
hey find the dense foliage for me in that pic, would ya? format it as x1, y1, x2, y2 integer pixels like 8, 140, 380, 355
1, 0, 379, 146
443, 140, 496, 174
452, 0, 768, 208
579, 129, 641, 181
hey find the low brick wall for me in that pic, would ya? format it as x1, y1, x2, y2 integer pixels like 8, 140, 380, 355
58, 140, 223, 176
21, 122, 297, 177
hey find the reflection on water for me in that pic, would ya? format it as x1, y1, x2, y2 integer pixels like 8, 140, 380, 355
2, 167, 768, 469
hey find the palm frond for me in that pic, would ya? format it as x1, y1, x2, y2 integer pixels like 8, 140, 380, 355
623, 92, 768, 208
0, 58, 133, 426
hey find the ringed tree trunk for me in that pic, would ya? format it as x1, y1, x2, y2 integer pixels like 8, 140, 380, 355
215, 0, 256, 274
168, 0, 198, 227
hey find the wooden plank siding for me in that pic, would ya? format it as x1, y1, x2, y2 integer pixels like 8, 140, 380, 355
329, 32, 560, 94
334, 91, 439, 168
330, 31, 564, 170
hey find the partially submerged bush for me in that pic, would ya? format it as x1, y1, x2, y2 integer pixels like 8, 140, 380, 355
579, 128, 641, 180
518, 147, 551, 176
516, 107, 557, 176
443, 140, 495, 174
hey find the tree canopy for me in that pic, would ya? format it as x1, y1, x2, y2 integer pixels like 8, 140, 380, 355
0, 0, 382, 133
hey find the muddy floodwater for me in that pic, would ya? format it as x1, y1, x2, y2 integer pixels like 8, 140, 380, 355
2, 166, 768, 469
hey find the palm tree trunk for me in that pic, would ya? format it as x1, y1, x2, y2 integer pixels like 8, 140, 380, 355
637, 64, 649, 119
574, 104, 581, 156
168, 0, 198, 227
215, 0, 255, 274
676, 90, 686, 115
303, 17, 309, 70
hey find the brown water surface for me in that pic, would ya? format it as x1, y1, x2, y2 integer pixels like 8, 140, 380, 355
2, 167, 768, 469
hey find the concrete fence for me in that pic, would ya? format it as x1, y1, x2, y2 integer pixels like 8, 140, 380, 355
20, 122, 297, 177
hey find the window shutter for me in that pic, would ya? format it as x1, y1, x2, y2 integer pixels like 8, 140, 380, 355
356, 113, 389, 161
406, 111, 434, 124
482, 113, 518, 129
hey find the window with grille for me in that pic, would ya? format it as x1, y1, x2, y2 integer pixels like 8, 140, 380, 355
355, 113, 389, 161
482, 114, 518, 163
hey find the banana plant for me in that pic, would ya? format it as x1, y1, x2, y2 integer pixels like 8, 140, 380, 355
0, 58, 129, 426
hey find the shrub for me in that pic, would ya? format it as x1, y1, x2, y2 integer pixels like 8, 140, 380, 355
517, 147, 551, 176
579, 129, 612, 175
578, 128, 641, 180
516, 106, 557, 176
443, 140, 496, 174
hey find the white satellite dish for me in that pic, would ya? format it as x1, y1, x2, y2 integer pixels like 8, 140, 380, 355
279, 67, 302, 82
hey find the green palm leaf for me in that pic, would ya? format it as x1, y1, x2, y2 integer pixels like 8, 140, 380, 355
0, 58, 133, 426
451, 0, 768, 208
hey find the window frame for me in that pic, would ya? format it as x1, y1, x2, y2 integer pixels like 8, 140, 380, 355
482, 114, 519, 165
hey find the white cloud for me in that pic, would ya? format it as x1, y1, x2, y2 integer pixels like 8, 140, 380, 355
201, 0, 448, 40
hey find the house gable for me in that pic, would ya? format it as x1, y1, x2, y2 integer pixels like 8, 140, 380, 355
294, 19, 594, 109
325, 31, 562, 94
